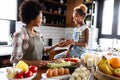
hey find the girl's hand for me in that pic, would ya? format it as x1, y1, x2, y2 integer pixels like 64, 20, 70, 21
57, 41, 69, 47
66, 39, 75, 45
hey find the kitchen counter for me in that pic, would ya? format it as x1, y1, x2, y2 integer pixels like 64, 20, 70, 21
0, 46, 12, 56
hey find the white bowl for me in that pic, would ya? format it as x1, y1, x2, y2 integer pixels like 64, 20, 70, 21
8, 73, 37, 80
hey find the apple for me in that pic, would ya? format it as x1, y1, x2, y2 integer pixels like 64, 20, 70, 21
113, 68, 120, 77
24, 70, 33, 78
14, 72, 24, 79
29, 65, 38, 73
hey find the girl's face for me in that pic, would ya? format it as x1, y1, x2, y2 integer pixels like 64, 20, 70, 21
32, 12, 43, 27
73, 11, 83, 25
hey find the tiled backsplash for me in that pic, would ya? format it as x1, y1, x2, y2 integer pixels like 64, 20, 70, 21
16, 21, 73, 46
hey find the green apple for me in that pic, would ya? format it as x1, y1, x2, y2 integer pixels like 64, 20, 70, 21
113, 68, 120, 77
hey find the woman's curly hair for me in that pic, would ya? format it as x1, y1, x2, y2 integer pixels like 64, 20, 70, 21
19, 0, 43, 24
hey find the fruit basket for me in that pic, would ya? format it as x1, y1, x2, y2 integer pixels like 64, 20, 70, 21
95, 69, 120, 80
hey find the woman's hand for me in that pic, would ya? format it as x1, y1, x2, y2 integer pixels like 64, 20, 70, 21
56, 41, 69, 47
30, 60, 48, 67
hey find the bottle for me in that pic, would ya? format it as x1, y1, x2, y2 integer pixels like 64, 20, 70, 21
60, 0, 64, 4
43, 16, 46, 23
58, 7, 61, 14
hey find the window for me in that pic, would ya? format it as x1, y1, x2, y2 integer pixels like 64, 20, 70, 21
98, 0, 120, 49
0, 20, 15, 45
0, 0, 17, 20
101, 0, 114, 35
117, 5, 120, 35
0, 20, 10, 44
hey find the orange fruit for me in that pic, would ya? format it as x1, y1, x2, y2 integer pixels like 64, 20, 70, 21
108, 57, 120, 68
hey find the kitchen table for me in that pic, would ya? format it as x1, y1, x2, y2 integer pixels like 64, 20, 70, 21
0, 60, 97, 80
33, 59, 97, 80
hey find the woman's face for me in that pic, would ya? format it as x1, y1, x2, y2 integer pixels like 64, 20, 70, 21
32, 12, 43, 27
73, 11, 83, 25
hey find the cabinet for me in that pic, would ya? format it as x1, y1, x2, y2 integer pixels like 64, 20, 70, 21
17, 0, 67, 27
66, 0, 83, 27
84, 0, 97, 28
40, 0, 67, 27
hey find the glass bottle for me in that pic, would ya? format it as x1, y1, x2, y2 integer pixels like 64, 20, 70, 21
60, 0, 64, 4
43, 16, 46, 23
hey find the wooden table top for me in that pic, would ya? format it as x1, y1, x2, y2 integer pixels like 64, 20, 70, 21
33, 60, 98, 80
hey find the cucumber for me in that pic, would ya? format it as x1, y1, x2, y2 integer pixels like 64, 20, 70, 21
47, 62, 71, 68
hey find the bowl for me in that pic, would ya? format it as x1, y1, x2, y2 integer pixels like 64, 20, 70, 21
8, 73, 37, 80
97, 69, 120, 80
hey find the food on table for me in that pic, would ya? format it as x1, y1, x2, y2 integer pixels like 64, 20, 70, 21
58, 67, 64, 75
98, 56, 114, 75
6, 60, 37, 79
6, 67, 21, 79
47, 58, 81, 68
64, 68, 70, 75
29, 65, 38, 73
63, 57, 80, 63
108, 57, 120, 68
46, 69, 53, 78
113, 68, 120, 77
46, 67, 70, 78
16, 60, 29, 72
47, 61, 71, 68
52, 68, 58, 77
69, 67, 90, 80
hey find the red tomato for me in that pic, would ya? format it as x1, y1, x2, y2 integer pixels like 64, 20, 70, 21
14, 72, 24, 79
71, 59, 78, 63
29, 65, 38, 73
24, 70, 33, 78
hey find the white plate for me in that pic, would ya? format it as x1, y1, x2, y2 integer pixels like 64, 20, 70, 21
41, 73, 71, 80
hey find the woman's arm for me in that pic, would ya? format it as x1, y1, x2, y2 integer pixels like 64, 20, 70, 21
22, 59, 48, 67
10, 33, 23, 65
45, 41, 69, 53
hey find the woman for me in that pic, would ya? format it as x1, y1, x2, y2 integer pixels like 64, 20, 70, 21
10, 0, 65, 67
54, 4, 89, 59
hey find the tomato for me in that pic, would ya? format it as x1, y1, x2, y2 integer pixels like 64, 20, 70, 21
24, 70, 33, 78
29, 65, 38, 73
14, 72, 24, 79
71, 59, 78, 63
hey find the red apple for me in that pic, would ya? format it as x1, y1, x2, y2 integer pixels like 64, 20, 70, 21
24, 70, 33, 78
14, 72, 24, 79
29, 65, 38, 73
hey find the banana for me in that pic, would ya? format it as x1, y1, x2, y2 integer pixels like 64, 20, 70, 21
97, 56, 114, 75
106, 60, 114, 71
97, 56, 106, 71
102, 60, 113, 75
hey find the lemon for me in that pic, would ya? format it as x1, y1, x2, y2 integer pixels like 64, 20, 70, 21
16, 61, 29, 72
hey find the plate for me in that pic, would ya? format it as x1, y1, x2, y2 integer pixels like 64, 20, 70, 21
8, 73, 37, 80
97, 69, 120, 80
41, 73, 71, 80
